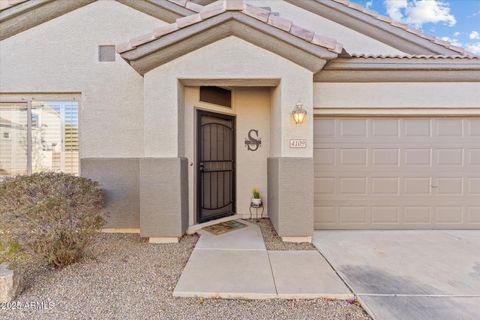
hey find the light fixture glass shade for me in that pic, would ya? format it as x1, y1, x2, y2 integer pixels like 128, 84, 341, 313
292, 102, 307, 125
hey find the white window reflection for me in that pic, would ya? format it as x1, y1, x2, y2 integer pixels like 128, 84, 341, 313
0, 99, 79, 177
0, 103, 28, 176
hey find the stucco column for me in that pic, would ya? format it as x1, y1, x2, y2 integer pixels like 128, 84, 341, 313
140, 73, 189, 242
268, 76, 314, 242
139, 158, 188, 241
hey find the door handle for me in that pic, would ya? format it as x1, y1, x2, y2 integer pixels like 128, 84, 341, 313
199, 163, 204, 171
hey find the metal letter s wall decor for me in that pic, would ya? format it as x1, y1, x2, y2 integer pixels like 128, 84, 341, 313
245, 129, 261, 151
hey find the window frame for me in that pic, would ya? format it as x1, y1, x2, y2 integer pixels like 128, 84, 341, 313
0, 94, 81, 176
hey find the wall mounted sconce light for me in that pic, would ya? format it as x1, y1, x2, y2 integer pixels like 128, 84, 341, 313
292, 102, 307, 125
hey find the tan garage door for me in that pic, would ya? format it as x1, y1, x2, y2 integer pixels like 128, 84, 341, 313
314, 116, 480, 229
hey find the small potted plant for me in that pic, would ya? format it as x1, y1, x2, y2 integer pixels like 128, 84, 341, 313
251, 188, 262, 207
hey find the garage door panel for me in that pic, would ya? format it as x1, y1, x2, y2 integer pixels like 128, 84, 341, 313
371, 207, 399, 224
314, 206, 337, 224
468, 120, 480, 136
339, 207, 368, 224
339, 148, 367, 166
467, 149, 480, 165
314, 177, 335, 194
403, 177, 432, 195
371, 119, 399, 137
339, 119, 367, 137
435, 178, 463, 195
468, 178, 480, 194
403, 207, 432, 225
403, 119, 431, 137
314, 148, 335, 165
403, 148, 432, 166
371, 177, 399, 194
372, 148, 400, 166
314, 119, 335, 137
467, 208, 480, 224
434, 207, 463, 224
339, 177, 367, 194
314, 116, 480, 230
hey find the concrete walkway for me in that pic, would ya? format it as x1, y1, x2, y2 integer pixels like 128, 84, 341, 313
174, 221, 352, 299
313, 230, 480, 320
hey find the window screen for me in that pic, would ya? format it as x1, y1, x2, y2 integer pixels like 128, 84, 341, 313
200, 86, 232, 108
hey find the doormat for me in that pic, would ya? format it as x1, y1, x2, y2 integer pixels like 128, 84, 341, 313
203, 220, 247, 235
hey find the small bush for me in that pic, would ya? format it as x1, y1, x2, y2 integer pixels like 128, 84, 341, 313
0, 172, 106, 268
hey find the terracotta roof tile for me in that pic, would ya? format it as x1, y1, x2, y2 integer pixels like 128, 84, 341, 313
175, 12, 201, 28
199, 1, 225, 19
225, 0, 245, 11
312, 33, 338, 52
290, 24, 315, 42
243, 4, 270, 22
185, 1, 203, 13
153, 23, 178, 38
348, 54, 480, 60
329, 0, 469, 55
267, 15, 292, 32
117, 0, 344, 55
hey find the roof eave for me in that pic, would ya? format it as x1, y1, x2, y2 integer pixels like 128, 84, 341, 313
0, 0, 195, 41
116, 0, 195, 23
315, 57, 480, 82
0, 0, 96, 41
120, 12, 339, 75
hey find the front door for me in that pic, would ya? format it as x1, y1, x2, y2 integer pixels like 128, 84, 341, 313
197, 110, 236, 223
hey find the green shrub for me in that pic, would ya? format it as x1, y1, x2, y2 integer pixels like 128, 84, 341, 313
0, 172, 106, 268
0, 238, 21, 267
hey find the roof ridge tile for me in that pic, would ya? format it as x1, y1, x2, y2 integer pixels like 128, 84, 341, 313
117, 0, 344, 55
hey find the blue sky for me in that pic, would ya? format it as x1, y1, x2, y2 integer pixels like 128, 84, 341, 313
351, 0, 480, 54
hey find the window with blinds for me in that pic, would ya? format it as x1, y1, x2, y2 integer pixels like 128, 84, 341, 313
0, 98, 79, 177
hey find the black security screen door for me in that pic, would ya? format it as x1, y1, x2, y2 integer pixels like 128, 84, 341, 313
197, 110, 236, 223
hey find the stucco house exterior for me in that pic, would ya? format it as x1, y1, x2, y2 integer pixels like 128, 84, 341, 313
1, 0, 479, 243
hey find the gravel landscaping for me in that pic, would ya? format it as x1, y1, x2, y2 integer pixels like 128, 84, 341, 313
0, 233, 370, 320
250, 218, 316, 251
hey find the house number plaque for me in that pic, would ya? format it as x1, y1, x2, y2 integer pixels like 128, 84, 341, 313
289, 139, 306, 148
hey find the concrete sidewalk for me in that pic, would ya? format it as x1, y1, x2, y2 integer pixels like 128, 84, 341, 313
174, 221, 353, 299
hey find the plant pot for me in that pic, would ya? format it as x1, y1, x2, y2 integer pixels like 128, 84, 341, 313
251, 198, 262, 206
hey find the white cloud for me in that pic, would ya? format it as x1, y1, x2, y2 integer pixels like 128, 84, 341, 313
466, 43, 480, 55
453, 32, 460, 37
470, 31, 480, 40
384, 0, 456, 27
440, 36, 461, 47
385, 0, 408, 21
366, 0, 374, 9
470, 10, 480, 17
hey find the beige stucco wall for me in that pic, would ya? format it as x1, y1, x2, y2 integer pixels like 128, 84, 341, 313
0, 0, 165, 158
184, 87, 271, 223
314, 83, 480, 109
246, 0, 404, 55
144, 36, 313, 159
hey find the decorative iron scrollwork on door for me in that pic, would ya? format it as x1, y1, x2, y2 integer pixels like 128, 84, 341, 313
245, 129, 261, 151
